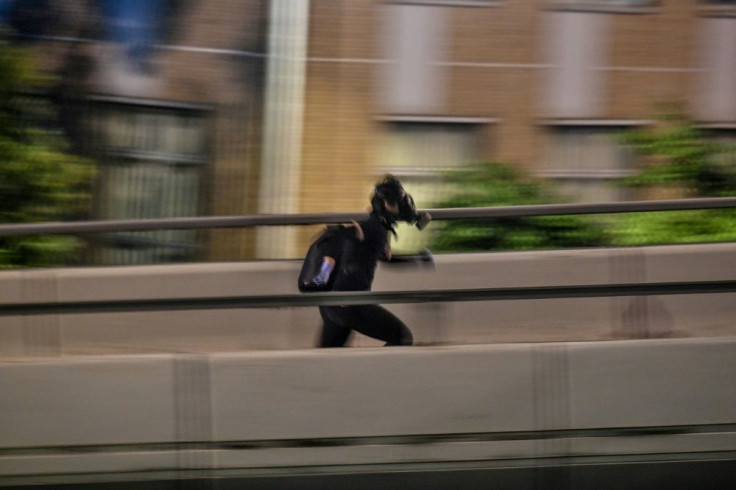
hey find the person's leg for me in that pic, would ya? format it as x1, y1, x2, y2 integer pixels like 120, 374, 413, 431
349, 305, 413, 346
318, 306, 353, 347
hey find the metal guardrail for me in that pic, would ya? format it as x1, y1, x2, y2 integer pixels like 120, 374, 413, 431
0, 197, 735, 237
2, 280, 735, 316
1, 198, 734, 317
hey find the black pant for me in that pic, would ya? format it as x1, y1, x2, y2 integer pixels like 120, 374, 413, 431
318, 305, 413, 347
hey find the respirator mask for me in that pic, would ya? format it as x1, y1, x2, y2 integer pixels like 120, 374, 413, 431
396, 192, 431, 230
372, 177, 431, 230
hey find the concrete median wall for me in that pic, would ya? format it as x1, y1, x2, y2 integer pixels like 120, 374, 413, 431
1, 339, 734, 487
0, 243, 734, 357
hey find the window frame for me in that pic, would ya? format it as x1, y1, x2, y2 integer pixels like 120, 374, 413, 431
538, 119, 652, 203
373, 115, 498, 174
697, 1, 736, 17
88, 96, 214, 265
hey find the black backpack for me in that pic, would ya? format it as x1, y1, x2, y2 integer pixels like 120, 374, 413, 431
297, 225, 352, 292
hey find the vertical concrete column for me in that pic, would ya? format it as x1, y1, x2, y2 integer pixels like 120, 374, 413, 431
257, 0, 310, 258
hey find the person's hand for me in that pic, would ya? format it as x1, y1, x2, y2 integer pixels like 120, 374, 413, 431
419, 248, 435, 269
415, 211, 431, 230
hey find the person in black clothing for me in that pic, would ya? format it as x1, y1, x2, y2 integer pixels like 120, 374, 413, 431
307, 175, 431, 348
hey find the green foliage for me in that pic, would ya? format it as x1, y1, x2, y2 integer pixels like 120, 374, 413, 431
610, 113, 736, 246
616, 114, 736, 197
430, 161, 609, 252
0, 33, 95, 267
429, 113, 736, 253
610, 210, 736, 246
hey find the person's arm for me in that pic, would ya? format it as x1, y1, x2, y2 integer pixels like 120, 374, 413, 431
385, 248, 435, 268
346, 220, 364, 242
379, 243, 392, 262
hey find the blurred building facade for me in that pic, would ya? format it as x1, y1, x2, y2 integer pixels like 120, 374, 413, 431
2, 0, 736, 261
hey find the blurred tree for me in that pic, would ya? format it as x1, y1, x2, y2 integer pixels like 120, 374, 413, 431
0, 32, 95, 267
617, 113, 736, 196
429, 161, 609, 252
610, 113, 736, 246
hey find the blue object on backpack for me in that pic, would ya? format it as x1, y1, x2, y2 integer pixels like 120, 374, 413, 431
298, 226, 351, 293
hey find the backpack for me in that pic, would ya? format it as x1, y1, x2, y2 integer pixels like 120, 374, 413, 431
297, 225, 351, 292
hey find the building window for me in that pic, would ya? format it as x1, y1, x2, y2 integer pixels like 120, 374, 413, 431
541, 123, 641, 203
90, 97, 211, 265
375, 117, 488, 252
700, 2, 736, 19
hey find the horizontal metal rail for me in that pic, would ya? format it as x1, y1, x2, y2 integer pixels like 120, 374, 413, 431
0, 197, 735, 237
2, 280, 734, 316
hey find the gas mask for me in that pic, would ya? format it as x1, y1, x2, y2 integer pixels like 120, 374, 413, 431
397, 192, 431, 230
372, 176, 431, 230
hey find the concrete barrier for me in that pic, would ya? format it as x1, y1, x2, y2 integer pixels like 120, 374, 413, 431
0, 243, 734, 357
1, 339, 734, 487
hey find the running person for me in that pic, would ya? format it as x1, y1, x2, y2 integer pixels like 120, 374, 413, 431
305, 175, 431, 347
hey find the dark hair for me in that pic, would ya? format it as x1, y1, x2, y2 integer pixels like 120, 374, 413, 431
373, 175, 405, 204
370, 175, 404, 228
